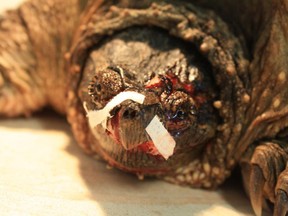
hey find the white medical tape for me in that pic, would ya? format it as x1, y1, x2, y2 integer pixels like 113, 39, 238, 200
83, 91, 146, 129
145, 115, 176, 160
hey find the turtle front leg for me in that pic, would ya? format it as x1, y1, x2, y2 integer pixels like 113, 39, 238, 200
0, 0, 82, 116
0, 9, 45, 117
240, 141, 288, 216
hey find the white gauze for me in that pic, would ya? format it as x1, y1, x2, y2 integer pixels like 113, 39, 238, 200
145, 115, 176, 160
83, 91, 145, 129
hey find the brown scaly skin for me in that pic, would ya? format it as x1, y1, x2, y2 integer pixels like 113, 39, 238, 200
0, 1, 287, 215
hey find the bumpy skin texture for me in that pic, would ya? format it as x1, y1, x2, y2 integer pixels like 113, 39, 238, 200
0, 0, 83, 116
1, 1, 288, 215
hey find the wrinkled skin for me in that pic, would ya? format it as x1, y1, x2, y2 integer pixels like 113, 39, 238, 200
0, 0, 287, 215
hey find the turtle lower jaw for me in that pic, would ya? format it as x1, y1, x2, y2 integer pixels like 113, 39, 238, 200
99, 146, 171, 175
92, 126, 175, 175
99, 139, 172, 175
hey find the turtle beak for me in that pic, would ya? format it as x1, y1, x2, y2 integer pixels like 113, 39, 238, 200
106, 91, 160, 151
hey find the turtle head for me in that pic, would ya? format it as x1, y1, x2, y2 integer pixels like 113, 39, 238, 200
78, 27, 218, 175
67, 1, 250, 186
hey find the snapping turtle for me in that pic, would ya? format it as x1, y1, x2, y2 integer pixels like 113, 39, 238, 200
1, 0, 287, 215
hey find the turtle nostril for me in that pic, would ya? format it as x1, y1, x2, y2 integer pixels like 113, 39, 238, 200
122, 108, 138, 119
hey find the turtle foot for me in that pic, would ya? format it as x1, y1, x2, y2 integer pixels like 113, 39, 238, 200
241, 142, 288, 216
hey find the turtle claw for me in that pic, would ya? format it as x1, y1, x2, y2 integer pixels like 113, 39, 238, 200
274, 190, 288, 216
241, 142, 288, 215
274, 166, 288, 216
250, 164, 265, 216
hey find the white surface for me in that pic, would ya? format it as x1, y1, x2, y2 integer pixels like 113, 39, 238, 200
0, 0, 22, 13
0, 113, 254, 216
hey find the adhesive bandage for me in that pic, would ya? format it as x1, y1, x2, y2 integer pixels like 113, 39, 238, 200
145, 115, 176, 160
83, 91, 146, 129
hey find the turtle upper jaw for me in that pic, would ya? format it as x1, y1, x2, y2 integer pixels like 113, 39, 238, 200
105, 107, 165, 158
105, 99, 158, 148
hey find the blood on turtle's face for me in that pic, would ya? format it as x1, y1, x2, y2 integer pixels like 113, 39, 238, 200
78, 27, 218, 175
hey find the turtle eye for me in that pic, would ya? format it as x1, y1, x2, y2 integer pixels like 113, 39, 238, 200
95, 84, 102, 92
88, 67, 125, 108
174, 109, 187, 120
88, 82, 102, 96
